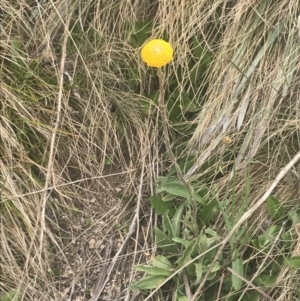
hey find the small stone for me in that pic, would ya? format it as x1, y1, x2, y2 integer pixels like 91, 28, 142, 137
89, 238, 96, 249
222, 136, 232, 145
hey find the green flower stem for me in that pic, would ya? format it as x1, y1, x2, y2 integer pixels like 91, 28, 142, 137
157, 68, 195, 207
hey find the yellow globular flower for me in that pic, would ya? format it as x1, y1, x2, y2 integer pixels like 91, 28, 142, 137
141, 39, 174, 68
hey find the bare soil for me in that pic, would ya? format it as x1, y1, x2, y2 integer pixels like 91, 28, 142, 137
48, 165, 144, 301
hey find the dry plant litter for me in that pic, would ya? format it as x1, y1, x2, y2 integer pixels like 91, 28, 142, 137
0, 0, 300, 301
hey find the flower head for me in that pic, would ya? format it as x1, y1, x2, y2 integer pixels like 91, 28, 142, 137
141, 39, 173, 68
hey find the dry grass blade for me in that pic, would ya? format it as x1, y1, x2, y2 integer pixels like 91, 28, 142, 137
186, 1, 300, 178
38, 14, 71, 267
1, 0, 156, 299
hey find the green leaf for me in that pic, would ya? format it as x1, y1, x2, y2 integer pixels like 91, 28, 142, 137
172, 203, 185, 237
190, 37, 211, 85
192, 37, 212, 66
154, 226, 178, 253
24, 71, 34, 79
129, 21, 152, 47
11, 38, 25, 59
162, 193, 177, 202
232, 258, 243, 291
243, 291, 260, 301
207, 271, 217, 281
197, 186, 209, 198
258, 234, 270, 249
11, 38, 21, 52
209, 261, 221, 273
199, 199, 217, 226
203, 261, 221, 281
149, 196, 173, 215
288, 210, 299, 225
205, 228, 220, 238
157, 182, 190, 198
0, 289, 22, 301
180, 92, 198, 113
257, 225, 281, 250
167, 96, 182, 122
281, 232, 292, 249
192, 37, 204, 60
176, 239, 197, 267
157, 182, 204, 204
162, 212, 174, 235
172, 237, 190, 248
174, 290, 190, 301
266, 224, 281, 236
134, 265, 172, 276
193, 193, 205, 204
156, 176, 171, 184
251, 238, 259, 249
182, 216, 197, 233
194, 263, 203, 284
130, 275, 168, 290
152, 255, 174, 271
254, 274, 277, 287
198, 234, 208, 252
9, 41, 26, 77
266, 195, 285, 220
178, 296, 189, 301
152, 255, 173, 269
285, 256, 300, 269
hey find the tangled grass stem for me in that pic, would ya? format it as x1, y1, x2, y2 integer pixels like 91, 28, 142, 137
157, 68, 195, 207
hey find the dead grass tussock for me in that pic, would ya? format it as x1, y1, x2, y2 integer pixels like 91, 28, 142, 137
0, 1, 158, 300
1, 0, 300, 300
184, 0, 300, 174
